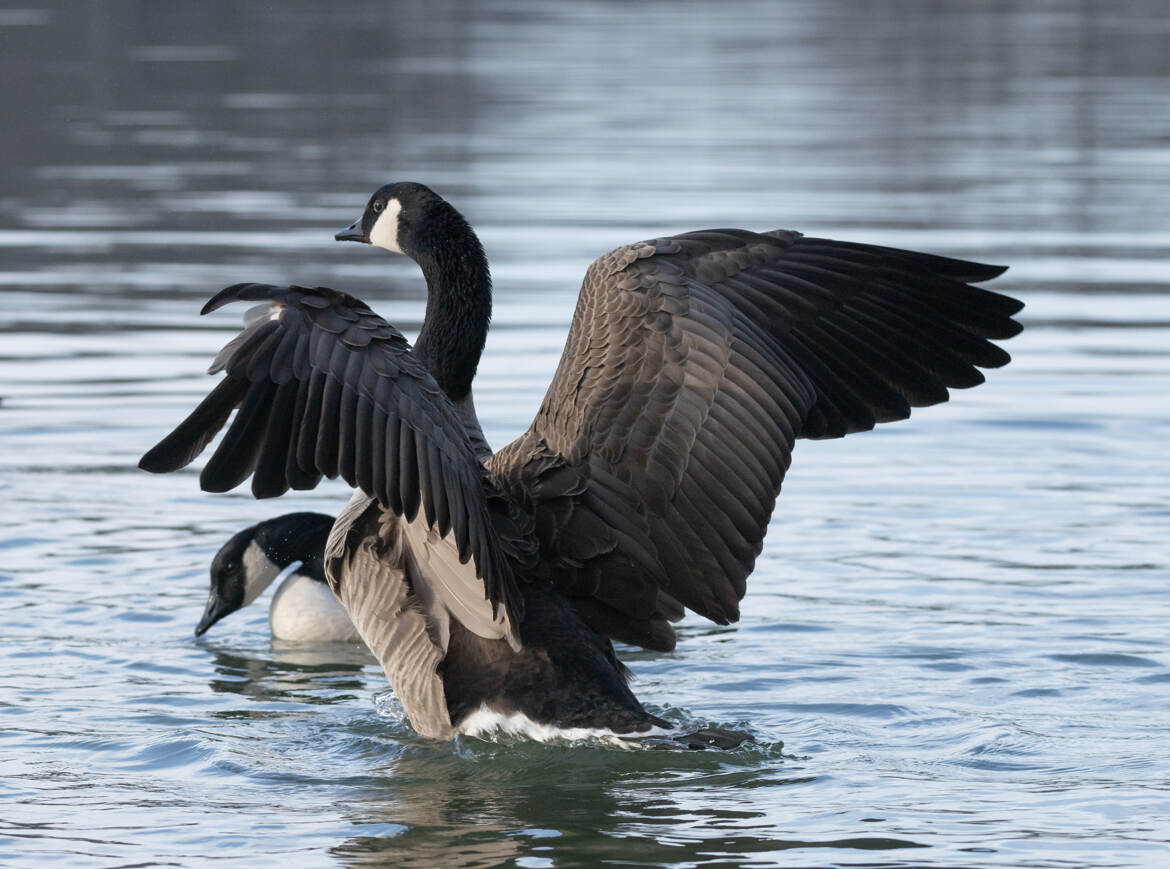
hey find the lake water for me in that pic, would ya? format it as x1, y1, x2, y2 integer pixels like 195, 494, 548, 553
2, 1, 1169, 866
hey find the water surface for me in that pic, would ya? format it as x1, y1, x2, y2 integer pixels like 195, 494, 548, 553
2, 1, 1169, 866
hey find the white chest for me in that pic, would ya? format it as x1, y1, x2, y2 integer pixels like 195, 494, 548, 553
269, 573, 361, 643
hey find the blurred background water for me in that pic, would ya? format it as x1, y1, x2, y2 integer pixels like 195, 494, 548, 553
2, 1, 1169, 866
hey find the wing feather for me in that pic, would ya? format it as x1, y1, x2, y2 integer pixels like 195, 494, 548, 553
252, 379, 298, 498
138, 376, 248, 473
199, 377, 275, 491
314, 364, 343, 477
398, 419, 421, 522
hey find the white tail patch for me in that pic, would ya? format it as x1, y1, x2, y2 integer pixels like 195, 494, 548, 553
457, 705, 665, 745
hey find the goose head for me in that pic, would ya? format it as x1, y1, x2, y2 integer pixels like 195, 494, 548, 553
195, 513, 334, 637
195, 526, 283, 636
334, 181, 453, 258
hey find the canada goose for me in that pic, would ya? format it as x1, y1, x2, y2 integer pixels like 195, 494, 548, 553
141, 182, 1022, 742
197, 512, 361, 643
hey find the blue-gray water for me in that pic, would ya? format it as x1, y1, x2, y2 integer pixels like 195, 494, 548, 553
2, 1, 1169, 866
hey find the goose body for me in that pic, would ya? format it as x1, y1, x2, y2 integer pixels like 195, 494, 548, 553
198, 512, 361, 643
143, 182, 1023, 741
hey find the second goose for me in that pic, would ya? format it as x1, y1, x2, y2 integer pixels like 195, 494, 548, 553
197, 512, 361, 644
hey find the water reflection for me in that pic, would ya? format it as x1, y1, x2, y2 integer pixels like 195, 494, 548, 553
203, 645, 369, 701
203, 643, 373, 705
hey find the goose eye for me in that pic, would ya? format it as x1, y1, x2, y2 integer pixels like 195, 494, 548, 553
372, 200, 384, 214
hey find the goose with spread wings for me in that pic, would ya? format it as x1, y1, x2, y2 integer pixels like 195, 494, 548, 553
140, 182, 1023, 741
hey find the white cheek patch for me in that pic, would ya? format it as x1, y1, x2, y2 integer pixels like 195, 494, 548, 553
241, 540, 283, 606
369, 198, 404, 253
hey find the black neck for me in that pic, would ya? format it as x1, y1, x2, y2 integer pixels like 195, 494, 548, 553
410, 204, 491, 402
254, 512, 333, 581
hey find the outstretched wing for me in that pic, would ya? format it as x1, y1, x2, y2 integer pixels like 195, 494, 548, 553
488, 230, 1022, 650
140, 283, 525, 623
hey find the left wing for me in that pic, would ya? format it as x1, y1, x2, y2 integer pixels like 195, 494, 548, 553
139, 283, 528, 624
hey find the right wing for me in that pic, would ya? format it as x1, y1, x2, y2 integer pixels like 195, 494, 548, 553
489, 231, 1023, 650
139, 283, 528, 625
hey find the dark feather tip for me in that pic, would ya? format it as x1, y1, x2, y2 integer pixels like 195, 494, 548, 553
138, 446, 174, 474
202, 283, 278, 315
201, 286, 241, 316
